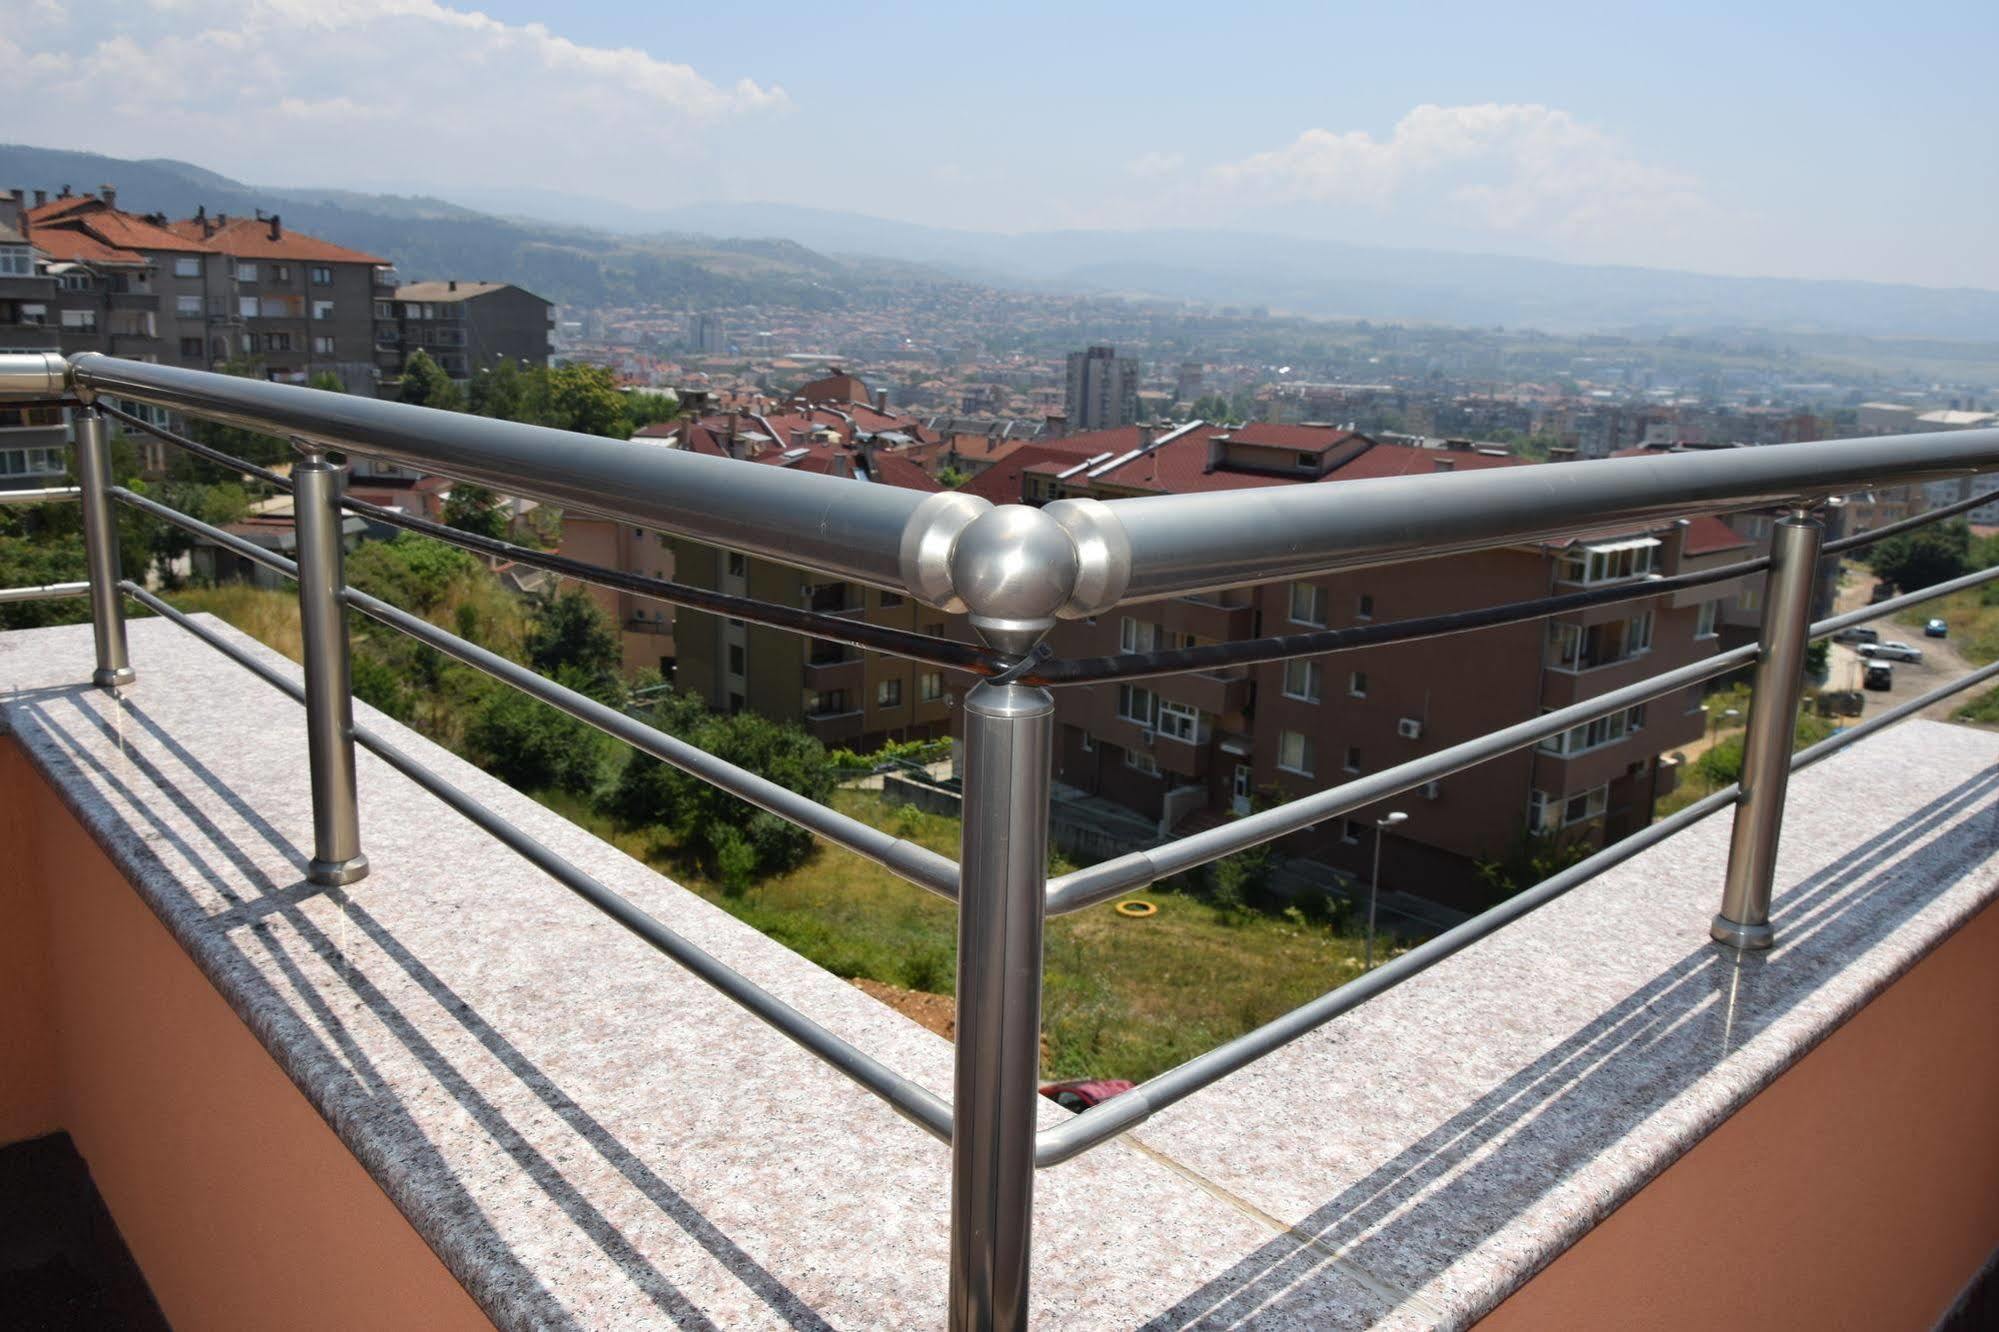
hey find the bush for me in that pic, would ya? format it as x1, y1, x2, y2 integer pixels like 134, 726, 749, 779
465, 680, 614, 796
346, 533, 481, 613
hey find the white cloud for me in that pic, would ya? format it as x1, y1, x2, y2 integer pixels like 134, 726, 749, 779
5, 1, 786, 192
1212, 104, 1704, 241
1125, 150, 1185, 179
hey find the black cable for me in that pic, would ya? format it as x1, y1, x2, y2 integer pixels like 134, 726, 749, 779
97, 401, 294, 490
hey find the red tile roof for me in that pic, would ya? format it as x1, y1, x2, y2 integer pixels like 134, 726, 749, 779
27, 197, 212, 255
1682, 515, 1755, 555
27, 223, 149, 266
164, 216, 387, 264
958, 439, 1123, 504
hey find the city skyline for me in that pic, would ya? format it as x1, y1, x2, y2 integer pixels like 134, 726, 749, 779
6, 0, 1996, 291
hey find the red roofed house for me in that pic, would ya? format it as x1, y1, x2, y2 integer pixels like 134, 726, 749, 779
996, 421, 1733, 908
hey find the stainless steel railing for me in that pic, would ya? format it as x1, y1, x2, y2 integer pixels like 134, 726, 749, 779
4, 350, 1999, 1330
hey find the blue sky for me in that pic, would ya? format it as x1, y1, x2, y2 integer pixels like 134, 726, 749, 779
9, 0, 1997, 288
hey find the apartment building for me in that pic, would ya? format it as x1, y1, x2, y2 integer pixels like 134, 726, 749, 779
0, 195, 66, 488
967, 421, 1732, 905
662, 426, 950, 750
1064, 344, 1139, 431
381, 281, 554, 383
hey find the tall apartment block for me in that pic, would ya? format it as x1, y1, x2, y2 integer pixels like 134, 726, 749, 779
0, 193, 65, 487
963, 421, 1737, 904
1064, 344, 1139, 431
687, 312, 726, 355
380, 281, 555, 383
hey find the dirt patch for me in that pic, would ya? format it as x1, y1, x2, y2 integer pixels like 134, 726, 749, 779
851, 978, 956, 1040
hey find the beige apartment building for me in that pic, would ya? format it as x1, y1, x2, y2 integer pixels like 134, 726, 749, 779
965, 421, 1742, 904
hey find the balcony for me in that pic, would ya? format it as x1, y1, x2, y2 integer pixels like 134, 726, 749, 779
2, 353, 1997, 1331
803, 654, 864, 691
1154, 665, 1249, 718
1165, 593, 1257, 641
803, 706, 866, 744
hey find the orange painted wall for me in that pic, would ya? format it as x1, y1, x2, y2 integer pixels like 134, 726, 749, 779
0, 739, 494, 1332
1482, 899, 1999, 1331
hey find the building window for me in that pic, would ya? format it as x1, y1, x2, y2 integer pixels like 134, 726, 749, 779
1277, 730, 1314, 775
1124, 749, 1160, 777
0, 448, 65, 477
726, 551, 746, 577
1120, 616, 1160, 652
57, 272, 90, 291
173, 257, 201, 278
310, 266, 333, 285
1558, 539, 1660, 585
240, 332, 256, 354
1537, 705, 1647, 756
1282, 658, 1321, 702
1289, 582, 1327, 627
18, 303, 46, 325
1117, 684, 1155, 726
878, 591, 904, 609
176, 295, 202, 317
0, 246, 31, 277
60, 309, 95, 330
179, 337, 203, 359
1079, 730, 1095, 752
266, 332, 293, 352
312, 335, 335, 354
876, 678, 903, 708
924, 622, 945, 637
1695, 599, 1720, 638
919, 671, 944, 702
313, 300, 334, 321
1344, 745, 1361, 773
1156, 699, 1201, 742
1295, 451, 1316, 469
1356, 593, 1375, 621
1545, 612, 1655, 671
1348, 670, 1368, 698
375, 301, 393, 319
806, 689, 848, 715
236, 262, 258, 283
1739, 586, 1760, 612
1341, 819, 1364, 845
726, 644, 745, 676
1528, 784, 1609, 833
239, 296, 258, 319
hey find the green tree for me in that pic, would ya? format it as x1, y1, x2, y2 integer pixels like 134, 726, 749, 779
1866, 520, 1970, 593
442, 482, 510, 542
524, 585, 621, 694
308, 371, 347, 394
345, 533, 481, 613
610, 699, 837, 892
398, 350, 466, 413
1190, 392, 1238, 424
622, 388, 680, 431
541, 364, 630, 438
468, 359, 528, 421
465, 681, 613, 795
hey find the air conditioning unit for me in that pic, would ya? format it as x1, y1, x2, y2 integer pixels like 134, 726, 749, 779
1421, 780, 1441, 800
1397, 717, 1424, 740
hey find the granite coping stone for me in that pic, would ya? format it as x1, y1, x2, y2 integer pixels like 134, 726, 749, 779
3, 614, 1995, 1329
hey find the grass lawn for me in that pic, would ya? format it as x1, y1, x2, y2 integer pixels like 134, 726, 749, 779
539, 788, 1385, 1084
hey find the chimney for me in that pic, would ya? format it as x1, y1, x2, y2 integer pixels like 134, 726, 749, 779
268, 214, 281, 240
448, 279, 457, 292
1044, 412, 1067, 439
101, 184, 117, 210
32, 189, 46, 208
58, 184, 72, 199
254, 207, 265, 221
195, 204, 205, 223
873, 389, 888, 413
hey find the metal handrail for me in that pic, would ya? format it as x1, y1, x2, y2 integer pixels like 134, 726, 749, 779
6, 351, 1999, 1331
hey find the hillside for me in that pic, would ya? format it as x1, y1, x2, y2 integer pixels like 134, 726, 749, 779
0, 144, 941, 311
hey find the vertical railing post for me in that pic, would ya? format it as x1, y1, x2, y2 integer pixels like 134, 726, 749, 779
73, 404, 134, 688
1713, 507, 1823, 949
291, 441, 369, 887
949, 679, 1053, 1332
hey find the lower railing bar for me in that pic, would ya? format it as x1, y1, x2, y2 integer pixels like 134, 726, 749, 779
1793, 658, 1999, 772
121, 580, 955, 1144
0, 486, 83, 506
1046, 643, 1759, 913
1821, 486, 1997, 554
0, 581, 90, 603
112, 490, 960, 897
104, 401, 1007, 678
1037, 782, 1745, 1167
341, 585, 962, 900
1809, 562, 1999, 640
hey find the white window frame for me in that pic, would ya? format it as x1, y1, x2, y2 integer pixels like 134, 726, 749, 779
1695, 598, 1720, 639
173, 256, 201, 278
1557, 538, 1660, 585
0, 246, 31, 277
1289, 582, 1327, 627
1123, 749, 1160, 777
59, 308, 95, 330
1117, 684, 1156, 727
875, 677, 902, 709
236, 262, 258, 283
175, 294, 202, 317
919, 671, 944, 702
313, 300, 334, 321
1120, 616, 1160, 653
1156, 699, 1201, 743
1348, 670, 1368, 698
1282, 658, 1321, 702
310, 266, 334, 286
1276, 730, 1314, 776
1344, 745, 1361, 774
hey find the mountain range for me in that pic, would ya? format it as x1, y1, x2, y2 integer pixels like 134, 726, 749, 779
6, 143, 1998, 343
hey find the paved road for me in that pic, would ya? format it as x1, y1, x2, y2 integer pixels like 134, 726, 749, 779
1826, 577, 1984, 723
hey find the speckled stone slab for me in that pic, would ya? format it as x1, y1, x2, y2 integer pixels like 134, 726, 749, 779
1123, 716, 1999, 1328
0, 618, 1395, 1331
7, 616, 1995, 1330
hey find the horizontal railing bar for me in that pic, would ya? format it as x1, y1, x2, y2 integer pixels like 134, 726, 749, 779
1809, 563, 1999, 640
97, 401, 294, 489
121, 581, 953, 1145
113, 486, 300, 578
104, 398, 1009, 678
0, 581, 90, 603
1037, 781, 1745, 1167
111, 490, 959, 898
1100, 427, 1999, 605
1794, 658, 1999, 772
1045, 643, 1758, 914
1822, 485, 1998, 554
0, 486, 82, 506
73, 354, 938, 598
339, 585, 962, 900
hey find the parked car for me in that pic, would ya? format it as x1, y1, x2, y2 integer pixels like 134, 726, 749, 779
1869, 581, 1898, 604
1038, 1078, 1134, 1112
1833, 626, 1880, 645
1864, 661, 1895, 691
1858, 641, 1924, 663
1925, 618, 1950, 638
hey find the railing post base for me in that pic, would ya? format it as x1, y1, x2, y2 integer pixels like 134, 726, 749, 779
92, 666, 136, 689
1709, 913, 1774, 951
308, 855, 371, 888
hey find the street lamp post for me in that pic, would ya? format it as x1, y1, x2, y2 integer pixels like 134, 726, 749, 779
1366, 810, 1408, 968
